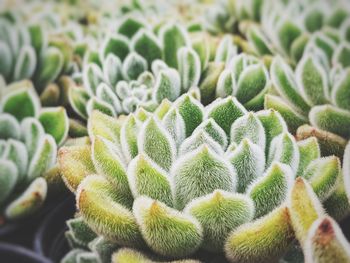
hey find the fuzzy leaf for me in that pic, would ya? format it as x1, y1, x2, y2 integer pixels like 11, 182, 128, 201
86, 97, 116, 117
332, 69, 350, 111
256, 109, 287, 156
296, 55, 328, 105
39, 107, 69, 145
173, 145, 236, 209
121, 114, 139, 162
207, 97, 247, 137
0, 113, 21, 140
270, 57, 310, 114
69, 86, 90, 120
35, 47, 64, 91
199, 62, 225, 105
83, 64, 104, 96
92, 136, 132, 206
153, 68, 181, 103
228, 139, 265, 193
67, 217, 97, 247
88, 110, 121, 144
176, 94, 204, 137
2, 139, 28, 182
58, 145, 96, 192
162, 108, 186, 147
230, 112, 266, 151
103, 54, 123, 87
27, 134, 56, 182
303, 156, 341, 201
13, 45, 36, 81
185, 190, 254, 252
247, 162, 294, 218
310, 105, 350, 139
304, 217, 350, 263
268, 132, 299, 173
102, 34, 129, 61
288, 178, 325, 246
160, 24, 189, 68
96, 83, 122, 114
264, 94, 308, 134
133, 196, 202, 257
128, 154, 172, 206
178, 47, 201, 92
225, 206, 294, 263
0, 159, 18, 206
77, 175, 144, 246
5, 177, 47, 220
2, 82, 40, 121
297, 137, 321, 177
132, 30, 162, 67
122, 52, 147, 80
277, 21, 302, 54
138, 117, 176, 171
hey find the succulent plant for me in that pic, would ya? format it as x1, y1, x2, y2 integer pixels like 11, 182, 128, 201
265, 52, 350, 157
0, 12, 74, 94
59, 94, 348, 262
69, 18, 204, 119
0, 80, 69, 221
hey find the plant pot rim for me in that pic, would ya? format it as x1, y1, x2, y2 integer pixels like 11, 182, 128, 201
0, 242, 52, 263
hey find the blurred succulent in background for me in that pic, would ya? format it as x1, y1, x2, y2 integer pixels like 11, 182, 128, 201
59, 94, 349, 262
0, 13, 74, 94
0, 80, 69, 222
69, 17, 205, 119
265, 51, 350, 157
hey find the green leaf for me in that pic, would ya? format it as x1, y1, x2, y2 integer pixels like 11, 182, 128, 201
2, 82, 40, 121
228, 139, 265, 193
27, 134, 56, 182
160, 23, 189, 68
264, 94, 308, 134
247, 162, 294, 218
268, 132, 299, 172
185, 190, 254, 252
83, 64, 105, 96
178, 47, 201, 92
162, 108, 186, 147
207, 97, 247, 137
173, 145, 236, 210
277, 21, 302, 54
296, 137, 321, 177
296, 55, 328, 105
77, 175, 144, 246
88, 110, 121, 144
133, 196, 202, 257
103, 54, 123, 87
199, 62, 225, 105
138, 117, 176, 171
176, 94, 204, 137
86, 97, 116, 117
0, 41, 13, 80
39, 107, 69, 145
0, 159, 18, 206
288, 178, 325, 246
121, 114, 140, 162
92, 136, 132, 206
132, 29, 162, 67
122, 52, 147, 80
13, 45, 36, 81
309, 105, 350, 139
332, 69, 350, 111
153, 68, 181, 103
225, 206, 294, 263
118, 17, 145, 38
69, 85, 90, 120
5, 177, 47, 220
303, 156, 341, 201
128, 154, 172, 206
102, 34, 129, 61
270, 57, 310, 115
230, 112, 266, 151
58, 145, 96, 192
35, 47, 64, 91
333, 44, 350, 68
67, 217, 97, 247
0, 113, 20, 139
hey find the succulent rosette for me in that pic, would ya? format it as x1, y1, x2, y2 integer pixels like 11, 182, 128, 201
265, 51, 350, 157
0, 80, 69, 222
59, 93, 350, 262
0, 9, 74, 95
